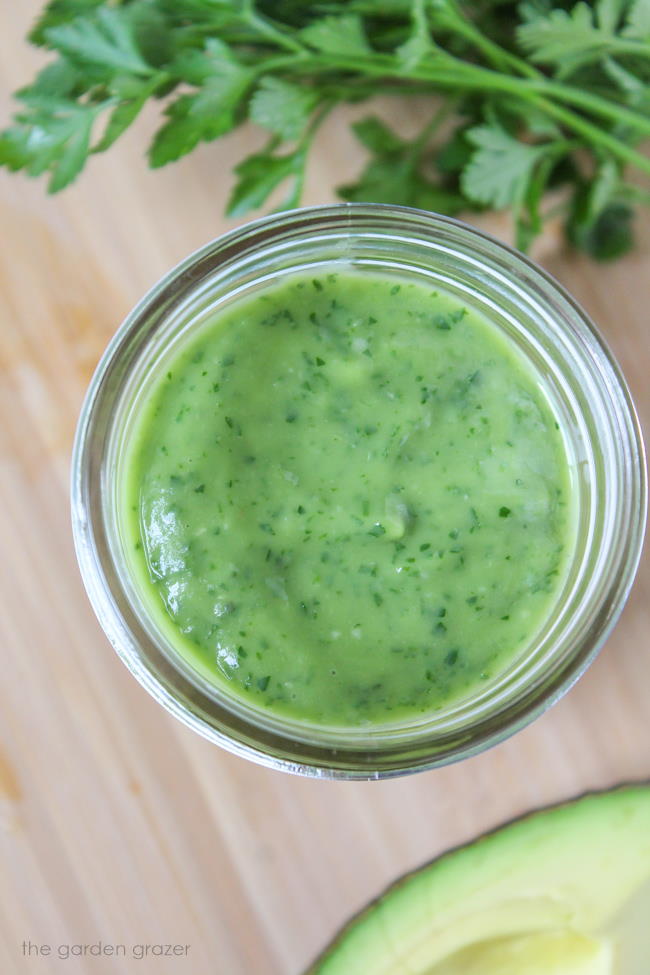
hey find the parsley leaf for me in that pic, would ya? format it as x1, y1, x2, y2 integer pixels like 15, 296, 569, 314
29, 0, 105, 46
18, 57, 83, 100
340, 156, 464, 212
624, 0, 650, 38
94, 74, 164, 153
0, 95, 101, 192
597, 0, 629, 34
227, 145, 307, 216
301, 15, 372, 57
461, 125, 548, 209
44, 8, 155, 78
568, 200, 635, 259
341, 115, 464, 213
397, 0, 434, 71
565, 157, 635, 258
516, 1, 648, 76
351, 116, 405, 155
517, 4, 605, 70
249, 78, 319, 141
149, 40, 252, 166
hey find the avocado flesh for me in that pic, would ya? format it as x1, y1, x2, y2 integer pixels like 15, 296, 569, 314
309, 786, 650, 975
433, 930, 612, 974
607, 879, 650, 975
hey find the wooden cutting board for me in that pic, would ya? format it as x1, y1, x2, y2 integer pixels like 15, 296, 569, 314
1, 4, 648, 973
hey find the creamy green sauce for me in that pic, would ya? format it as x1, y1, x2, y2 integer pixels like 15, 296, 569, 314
121, 269, 574, 727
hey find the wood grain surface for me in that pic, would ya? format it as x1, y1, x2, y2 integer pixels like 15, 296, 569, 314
1, 4, 648, 973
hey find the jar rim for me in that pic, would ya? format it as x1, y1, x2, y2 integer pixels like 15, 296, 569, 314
71, 203, 647, 779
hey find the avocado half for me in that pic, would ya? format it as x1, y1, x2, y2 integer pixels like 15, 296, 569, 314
307, 785, 650, 974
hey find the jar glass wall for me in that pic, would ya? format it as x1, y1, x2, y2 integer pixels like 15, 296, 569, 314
71, 205, 646, 779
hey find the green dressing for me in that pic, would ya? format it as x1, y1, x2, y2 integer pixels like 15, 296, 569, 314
121, 270, 574, 727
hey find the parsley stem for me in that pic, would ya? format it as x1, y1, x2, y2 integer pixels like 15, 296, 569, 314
289, 52, 650, 137
453, 31, 540, 80
408, 100, 457, 159
412, 60, 650, 139
528, 98, 650, 176
286, 53, 650, 172
242, 2, 305, 54
619, 183, 650, 207
528, 80, 650, 136
603, 38, 650, 60
429, 5, 541, 80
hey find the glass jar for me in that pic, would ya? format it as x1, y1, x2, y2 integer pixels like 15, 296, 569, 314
71, 204, 646, 779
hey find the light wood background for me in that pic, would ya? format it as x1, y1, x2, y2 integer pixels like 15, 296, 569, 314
1, 4, 648, 973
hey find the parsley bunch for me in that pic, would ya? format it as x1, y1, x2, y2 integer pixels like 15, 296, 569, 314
2, 0, 650, 257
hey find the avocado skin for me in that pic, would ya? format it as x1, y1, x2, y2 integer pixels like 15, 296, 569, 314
305, 781, 650, 974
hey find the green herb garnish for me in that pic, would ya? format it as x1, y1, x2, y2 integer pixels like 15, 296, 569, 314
2, 0, 650, 257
